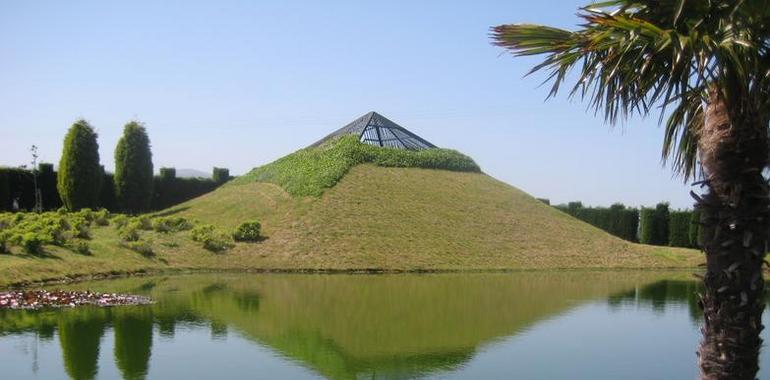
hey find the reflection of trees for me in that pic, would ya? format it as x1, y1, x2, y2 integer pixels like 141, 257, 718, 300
58, 309, 107, 380
608, 280, 707, 322
1, 272, 693, 380
113, 308, 153, 380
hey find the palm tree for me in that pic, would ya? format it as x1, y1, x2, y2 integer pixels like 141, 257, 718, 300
491, 1, 770, 379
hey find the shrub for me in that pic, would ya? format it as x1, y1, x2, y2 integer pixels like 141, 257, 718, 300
118, 222, 141, 242
75, 241, 91, 255
21, 232, 44, 254
0, 231, 8, 253
114, 121, 154, 213
232, 221, 261, 242
93, 209, 110, 226
152, 216, 193, 233
136, 216, 153, 230
57, 119, 102, 210
70, 216, 91, 239
191, 224, 234, 252
112, 214, 129, 229
125, 240, 154, 257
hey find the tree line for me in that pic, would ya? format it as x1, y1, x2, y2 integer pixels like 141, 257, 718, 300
0, 120, 230, 214
552, 201, 700, 249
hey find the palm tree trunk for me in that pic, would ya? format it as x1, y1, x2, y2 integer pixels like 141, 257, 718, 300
697, 90, 770, 380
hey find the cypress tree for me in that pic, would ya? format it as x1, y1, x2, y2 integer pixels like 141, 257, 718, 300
114, 121, 154, 214
57, 120, 101, 210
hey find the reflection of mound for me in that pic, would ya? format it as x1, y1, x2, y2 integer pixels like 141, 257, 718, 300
0, 271, 691, 380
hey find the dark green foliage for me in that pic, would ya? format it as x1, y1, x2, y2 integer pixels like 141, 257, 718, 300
639, 208, 656, 245
57, 120, 102, 211
654, 203, 670, 246
151, 175, 220, 210
3, 164, 222, 213
554, 202, 639, 242
99, 169, 118, 212
689, 209, 702, 248
0, 167, 35, 211
668, 211, 692, 248
37, 163, 61, 210
212, 167, 230, 184
236, 135, 480, 197
0, 171, 9, 211
232, 220, 261, 242
21, 232, 44, 254
114, 121, 154, 214
536, 198, 550, 205
640, 203, 670, 246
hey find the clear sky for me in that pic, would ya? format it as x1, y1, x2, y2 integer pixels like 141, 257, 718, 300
0, 0, 695, 209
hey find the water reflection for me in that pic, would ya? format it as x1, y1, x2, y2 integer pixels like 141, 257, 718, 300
0, 272, 712, 379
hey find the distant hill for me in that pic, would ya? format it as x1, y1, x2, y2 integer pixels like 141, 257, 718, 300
176, 168, 211, 178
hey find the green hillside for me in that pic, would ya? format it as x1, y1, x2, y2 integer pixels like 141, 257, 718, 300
0, 137, 701, 287
169, 136, 700, 270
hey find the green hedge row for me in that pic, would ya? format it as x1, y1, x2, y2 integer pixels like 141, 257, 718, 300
0, 166, 228, 212
554, 202, 639, 242
556, 201, 699, 248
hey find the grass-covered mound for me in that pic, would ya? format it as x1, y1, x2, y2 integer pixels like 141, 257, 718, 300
233, 135, 480, 196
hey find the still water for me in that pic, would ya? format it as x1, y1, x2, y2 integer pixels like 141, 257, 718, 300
0, 272, 768, 379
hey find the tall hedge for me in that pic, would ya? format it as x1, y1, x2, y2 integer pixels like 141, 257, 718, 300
668, 211, 692, 248
114, 121, 154, 214
640, 203, 670, 246
57, 120, 102, 210
554, 202, 638, 242
0, 170, 9, 211
689, 209, 702, 248
38, 163, 61, 210
212, 167, 230, 184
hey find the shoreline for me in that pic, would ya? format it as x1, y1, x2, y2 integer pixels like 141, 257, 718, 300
1, 265, 703, 290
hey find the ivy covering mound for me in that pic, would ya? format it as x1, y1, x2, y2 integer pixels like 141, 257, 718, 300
233, 135, 481, 197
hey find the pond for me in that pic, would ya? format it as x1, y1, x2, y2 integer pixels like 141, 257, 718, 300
0, 271, 768, 379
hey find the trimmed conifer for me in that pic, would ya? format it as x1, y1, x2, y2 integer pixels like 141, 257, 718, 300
57, 120, 101, 210
114, 121, 154, 214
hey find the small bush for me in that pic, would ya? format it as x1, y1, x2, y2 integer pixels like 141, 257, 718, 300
118, 222, 141, 242
136, 216, 153, 230
126, 240, 154, 257
112, 214, 129, 229
22, 232, 44, 254
191, 224, 234, 252
70, 216, 91, 239
232, 221, 261, 242
75, 241, 91, 255
93, 209, 110, 226
152, 216, 193, 233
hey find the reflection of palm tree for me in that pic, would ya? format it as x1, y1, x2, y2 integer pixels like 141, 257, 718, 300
58, 310, 107, 380
113, 308, 153, 380
492, 2, 770, 377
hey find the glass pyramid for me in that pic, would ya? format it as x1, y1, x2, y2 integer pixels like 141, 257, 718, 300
309, 112, 436, 150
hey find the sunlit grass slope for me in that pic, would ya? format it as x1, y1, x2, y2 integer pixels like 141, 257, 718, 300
174, 163, 701, 270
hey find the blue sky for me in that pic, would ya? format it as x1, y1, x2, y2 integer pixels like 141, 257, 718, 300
0, 0, 694, 208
